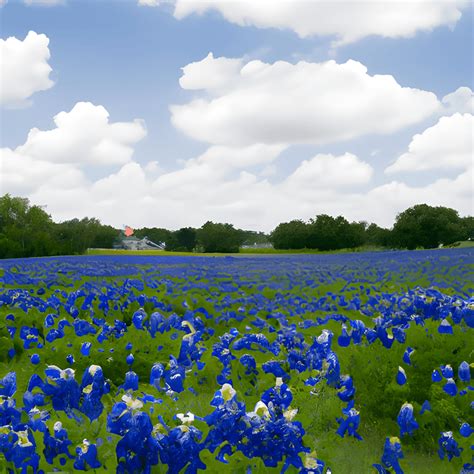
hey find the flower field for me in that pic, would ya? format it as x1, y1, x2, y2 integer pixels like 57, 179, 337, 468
0, 249, 472, 473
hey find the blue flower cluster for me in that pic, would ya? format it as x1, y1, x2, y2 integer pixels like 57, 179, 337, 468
0, 249, 472, 472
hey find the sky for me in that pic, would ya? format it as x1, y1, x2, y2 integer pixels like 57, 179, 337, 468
0, 0, 473, 231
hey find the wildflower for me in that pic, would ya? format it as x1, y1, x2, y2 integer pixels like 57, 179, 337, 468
373, 437, 404, 474
397, 403, 418, 437
74, 439, 101, 470
438, 431, 462, 461
396, 367, 407, 386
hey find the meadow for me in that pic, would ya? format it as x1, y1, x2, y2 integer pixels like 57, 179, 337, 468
0, 249, 472, 473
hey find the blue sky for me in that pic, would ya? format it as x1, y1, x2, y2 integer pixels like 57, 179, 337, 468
1, 0, 473, 230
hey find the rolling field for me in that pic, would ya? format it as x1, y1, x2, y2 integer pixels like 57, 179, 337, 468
0, 249, 473, 473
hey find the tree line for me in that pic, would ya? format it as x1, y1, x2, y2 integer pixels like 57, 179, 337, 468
0, 194, 472, 258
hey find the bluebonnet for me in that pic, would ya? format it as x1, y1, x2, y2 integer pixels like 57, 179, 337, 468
396, 367, 407, 385
443, 378, 457, 396
336, 401, 362, 440
74, 439, 102, 470
440, 364, 454, 378
0, 427, 40, 473
43, 421, 74, 464
438, 319, 453, 334
420, 400, 431, 415
80, 365, 109, 420
107, 394, 159, 473
41, 366, 81, 416
438, 431, 462, 461
431, 369, 442, 382
458, 361, 471, 383
373, 437, 404, 474
397, 403, 419, 437
459, 422, 473, 437
402, 347, 414, 365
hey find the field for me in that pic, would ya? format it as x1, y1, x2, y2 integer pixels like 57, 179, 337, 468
0, 249, 472, 473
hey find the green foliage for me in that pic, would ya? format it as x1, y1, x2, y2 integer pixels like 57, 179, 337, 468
392, 204, 467, 250
197, 221, 245, 253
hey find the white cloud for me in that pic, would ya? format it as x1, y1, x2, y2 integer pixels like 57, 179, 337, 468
386, 113, 473, 173
441, 87, 474, 115
173, 0, 466, 46
0, 148, 86, 196
14, 102, 147, 166
171, 55, 440, 147
138, 0, 159, 6
0, 31, 54, 107
285, 153, 373, 190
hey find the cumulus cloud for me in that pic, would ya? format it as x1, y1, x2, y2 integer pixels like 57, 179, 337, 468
3, 120, 471, 230
0, 31, 54, 107
441, 87, 474, 115
171, 55, 440, 147
14, 102, 147, 166
173, 0, 466, 45
284, 153, 373, 190
386, 113, 473, 173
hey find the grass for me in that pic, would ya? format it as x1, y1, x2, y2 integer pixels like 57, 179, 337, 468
86, 245, 387, 257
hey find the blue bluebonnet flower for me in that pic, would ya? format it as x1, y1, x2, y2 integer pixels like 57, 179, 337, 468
74, 439, 101, 470
0, 396, 21, 427
459, 422, 473, 437
80, 342, 92, 356
0, 427, 40, 473
420, 400, 431, 415
262, 360, 289, 379
205, 384, 246, 452
261, 378, 293, 412
440, 364, 454, 378
325, 352, 341, 387
156, 421, 205, 473
239, 354, 258, 376
431, 369, 442, 382
397, 403, 418, 437
120, 370, 139, 392
337, 325, 351, 347
437, 431, 462, 461
80, 365, 109, 421
26, 406, 50, 433
150, 363, 165, 391
402, 347, 414, 365
336, 403, 363, 441
458, 361, 471, 383
42, 366, 81, 416
126, 353, 135, 366
43, 421, 74, 464
30, 354, 40, 365
20, 326, 40, 349
164, 356, 185, 393
373, 437, 404, 474
74, 319, 97, 336
0, 372, 16, 397
337, 375, 355, 402
396, 367, 407, 385
438, 319, 453, 334
108, 394, 160, 472
443, 378, 457, 396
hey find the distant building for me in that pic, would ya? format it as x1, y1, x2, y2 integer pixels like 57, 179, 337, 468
113, 226, 165, 250
241, 242, 274, 249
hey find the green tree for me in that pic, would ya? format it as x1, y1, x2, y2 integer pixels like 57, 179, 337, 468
270, 220, 309, 249
392, 204, 465, 249
197, 221, 244, 253
165, 227, 197, 251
